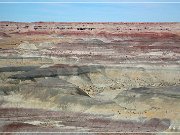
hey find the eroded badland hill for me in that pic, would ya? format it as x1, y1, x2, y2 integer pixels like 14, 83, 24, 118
0, 22, 180, 134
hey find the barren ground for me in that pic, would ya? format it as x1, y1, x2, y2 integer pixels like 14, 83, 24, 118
0, 22, 180, 134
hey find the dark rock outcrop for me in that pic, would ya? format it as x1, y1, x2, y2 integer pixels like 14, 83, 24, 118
0, 66, 39, 72
9, 65, 104, 80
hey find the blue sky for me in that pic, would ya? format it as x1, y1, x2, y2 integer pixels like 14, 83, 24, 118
0, 0, 180, 22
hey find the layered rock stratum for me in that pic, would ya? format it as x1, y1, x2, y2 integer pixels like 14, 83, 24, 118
0, 22, 180, 134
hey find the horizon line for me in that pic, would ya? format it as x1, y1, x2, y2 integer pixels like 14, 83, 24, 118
0, 21, 179, 23
1, 2, 180, 4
